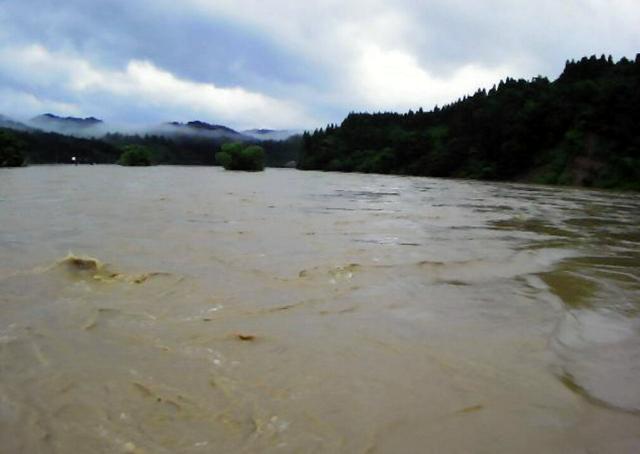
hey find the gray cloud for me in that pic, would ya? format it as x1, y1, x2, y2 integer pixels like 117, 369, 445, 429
1, 0, 638, 129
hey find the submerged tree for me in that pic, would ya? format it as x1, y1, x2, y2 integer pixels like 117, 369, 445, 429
118, 145, 154, 166
215, 142, 265, 171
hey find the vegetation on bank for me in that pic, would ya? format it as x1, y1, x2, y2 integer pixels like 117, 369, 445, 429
299, 55, 640, 190
0, 128, 121, 165
118, 145, 154, 166
0, 130, 26, 167
0, 127, 300, 168
215, 142, 265, 171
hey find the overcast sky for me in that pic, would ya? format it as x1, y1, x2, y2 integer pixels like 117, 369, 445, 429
1, 0, 638, 130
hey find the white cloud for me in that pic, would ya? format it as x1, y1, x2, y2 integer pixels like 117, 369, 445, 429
0, 87, 80, 118
352, 45, 512, 110
146, 1, 528, 113
0, 44, 316, 129
161, 0, 640, 114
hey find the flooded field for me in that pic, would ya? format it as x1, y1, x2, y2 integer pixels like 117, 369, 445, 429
1, 165, 639, 453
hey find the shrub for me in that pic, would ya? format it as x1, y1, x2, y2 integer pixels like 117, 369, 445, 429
215, 151, 232, 168
118, 145, 153, 166
215, 142, 265, 171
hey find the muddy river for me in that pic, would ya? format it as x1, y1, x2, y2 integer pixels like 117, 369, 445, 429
1, 165, 639, 453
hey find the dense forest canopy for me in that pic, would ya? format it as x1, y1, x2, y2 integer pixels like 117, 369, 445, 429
0, 127, 301, 168
299, 55, 640, 190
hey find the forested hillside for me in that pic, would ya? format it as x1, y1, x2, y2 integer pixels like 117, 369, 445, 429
0, 128, 301, 167
299, 55, 640, 190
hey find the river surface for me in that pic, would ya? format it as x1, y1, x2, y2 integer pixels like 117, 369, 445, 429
1, 165, 639, 453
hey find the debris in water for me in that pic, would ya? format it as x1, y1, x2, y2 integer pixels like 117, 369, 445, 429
132, 382, 154, 398
269, 304, 296, 312
328, 263, 361, 281
59, 254, 101, 272
92, 272, 122, 283
54, 254, 170, 285
122, 441, 147, 454
559, 373, 591, 400
299, 263, 362, 281
130, 272, 169, 284
83, 319, 98, 331
456, 404, 484, 414
441, 280, 470, 286
235, 333, 256, 341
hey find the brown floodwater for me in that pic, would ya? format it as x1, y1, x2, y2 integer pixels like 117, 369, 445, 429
1, 165, 639, 453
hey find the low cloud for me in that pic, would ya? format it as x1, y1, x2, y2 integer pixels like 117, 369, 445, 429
0, 43, 316, 129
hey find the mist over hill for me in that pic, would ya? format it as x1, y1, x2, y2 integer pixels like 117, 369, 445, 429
4, 113, 297, 143
0, 114, 33, 132
242, 129, 300, 141
30, 114, 105, 136
0, 113, 302, 167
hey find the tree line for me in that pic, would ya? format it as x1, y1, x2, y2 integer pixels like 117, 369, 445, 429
0, 129, 301, 168
299, 55, 640, 190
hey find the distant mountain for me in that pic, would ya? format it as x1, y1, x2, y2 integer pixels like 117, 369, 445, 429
242, 129, 299, 141
0, 114, 33, 132
8, 113, 296, 144
157, 121, 251, 141
157, 122, 297, 142
30, 113, 105, 136
1, 113, 303, 167
175, 121, 237, 134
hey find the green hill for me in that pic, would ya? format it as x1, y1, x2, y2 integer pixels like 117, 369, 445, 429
299, 55, 640, 190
